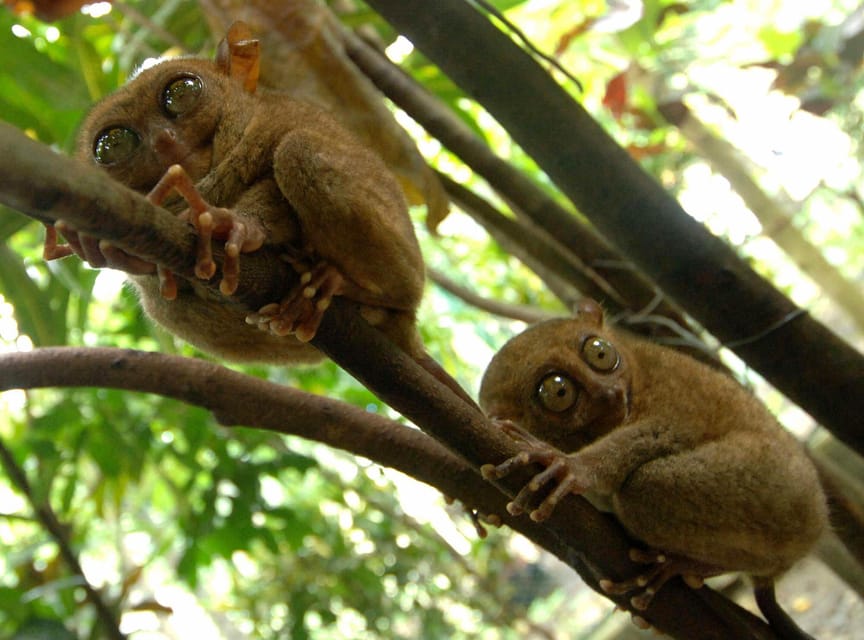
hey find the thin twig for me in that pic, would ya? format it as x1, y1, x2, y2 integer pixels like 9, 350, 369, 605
428, 267, 557, 324
0, 436, 127, 640
470, 0, 583, 91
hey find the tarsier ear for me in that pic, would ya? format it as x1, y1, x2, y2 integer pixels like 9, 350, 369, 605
573, 298, 605, 326
215, 21, 260, 94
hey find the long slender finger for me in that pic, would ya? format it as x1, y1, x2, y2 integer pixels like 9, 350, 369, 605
530, 474, 581, 522
195, 211, 216, 280
480, 452, 533, 480
43, 224, 73, 260
158, 267, 178, 300
56, 220, 86, 259
79, 234, 107, 267
527, 457, 566, 491
99, 241, 157, 275
220, 221, 246, 295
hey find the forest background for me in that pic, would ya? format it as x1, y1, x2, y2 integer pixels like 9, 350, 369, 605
0, 0, 863, 638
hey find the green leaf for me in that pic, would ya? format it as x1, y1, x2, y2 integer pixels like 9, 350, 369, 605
758, 25, 803, 59
0, 244, 65, 346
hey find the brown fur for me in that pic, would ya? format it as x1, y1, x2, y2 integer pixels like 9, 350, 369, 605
73, 24, 424, 363
479, 299, 827, 580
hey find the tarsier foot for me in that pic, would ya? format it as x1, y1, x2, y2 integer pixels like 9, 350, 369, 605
599, 548, 716, 611
246, 261, 344, 342
480, 420, 589, 522
147, 164, 266, 296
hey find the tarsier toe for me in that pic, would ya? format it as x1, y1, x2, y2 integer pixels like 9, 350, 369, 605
630, 589, 655, 611
219, 276, 238, 296
158, 267, 178, 301
529, 508, 549, 522
484, 513, 503, 527
295, 325, 316, 343
505, 501, 524, 516
531, 500, 558, 522
43, 224, 73, 260
480, 464, 499, 480
271, 319, 294, 337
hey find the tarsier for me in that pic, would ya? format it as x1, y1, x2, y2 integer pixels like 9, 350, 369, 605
44, 22, 448, 384
479, 299, 827, 638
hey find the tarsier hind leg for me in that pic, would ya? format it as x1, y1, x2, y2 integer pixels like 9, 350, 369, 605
481, 422, 721, 610
246, 258, 345, 343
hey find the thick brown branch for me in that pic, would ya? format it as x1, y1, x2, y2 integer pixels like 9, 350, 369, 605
0, 347, 774, 638
0, 347, 480, 509
361, 0, 864, 458
0, 122, 295, 311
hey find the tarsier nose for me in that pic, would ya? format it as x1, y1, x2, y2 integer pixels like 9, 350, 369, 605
151, 128, 180, 161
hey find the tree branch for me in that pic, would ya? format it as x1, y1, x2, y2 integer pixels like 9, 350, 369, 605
428, 267, 557, 324
0, 347, 774, 639
0, 120, 775, 638
0, 123, 296, 311
436, 170, 601, 311
342, 30, 693, 330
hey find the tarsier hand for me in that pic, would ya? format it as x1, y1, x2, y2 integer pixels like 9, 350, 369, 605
44, 164, 265, 300
246, 259, 344, 343
481, 420, 591, 522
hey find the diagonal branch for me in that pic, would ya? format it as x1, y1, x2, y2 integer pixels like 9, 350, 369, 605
360, 0, 864, 458
342, 30, 692, 329
0, 121, 775, 638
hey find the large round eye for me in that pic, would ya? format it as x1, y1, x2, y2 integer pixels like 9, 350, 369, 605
537, 373, 578, 412
581, 336, 620, 372
162, 75, 203, 116
93, 127, 140, 165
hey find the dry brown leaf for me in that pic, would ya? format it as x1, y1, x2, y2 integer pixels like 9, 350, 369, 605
4, 0, 91, 21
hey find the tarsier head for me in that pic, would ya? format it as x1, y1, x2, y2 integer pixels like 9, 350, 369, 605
76, 22, 260, 192
479, 299, 632, 452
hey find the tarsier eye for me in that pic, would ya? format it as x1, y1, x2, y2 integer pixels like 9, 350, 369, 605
93, 127, 141, 164
162, 75, 203, 116
537, 373, 578, 412
581, 336, 620, 372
